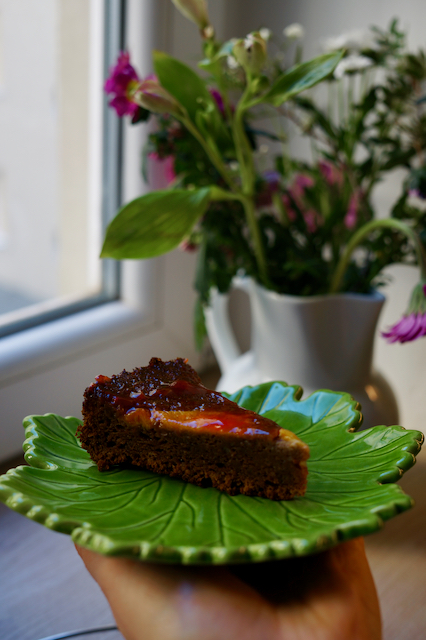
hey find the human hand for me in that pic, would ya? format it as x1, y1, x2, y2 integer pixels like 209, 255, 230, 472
76, 537, 381, 640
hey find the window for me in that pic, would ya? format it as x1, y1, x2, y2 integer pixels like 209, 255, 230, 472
0, 0, 200, 463
0, 0, 118, 337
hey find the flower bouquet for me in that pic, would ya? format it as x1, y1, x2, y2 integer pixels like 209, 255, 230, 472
101, 1, 426, 347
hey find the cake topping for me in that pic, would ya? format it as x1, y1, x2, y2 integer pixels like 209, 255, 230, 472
93, 358, 281, 438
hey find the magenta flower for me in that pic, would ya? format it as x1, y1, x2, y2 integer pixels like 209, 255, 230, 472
209, 88, 225, 115
382, 313, 426, 343
382, 282, 426, 343
104, 51, 140, 117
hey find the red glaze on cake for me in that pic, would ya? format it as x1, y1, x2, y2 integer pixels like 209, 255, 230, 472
78, 358, 309, 500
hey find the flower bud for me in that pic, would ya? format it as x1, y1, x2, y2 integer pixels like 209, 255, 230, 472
170, 0, 211, 32
133, 78, 185, 117
232, 32, 267, 77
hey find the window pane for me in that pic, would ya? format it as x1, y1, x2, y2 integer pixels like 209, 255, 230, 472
0, 0, 115, 335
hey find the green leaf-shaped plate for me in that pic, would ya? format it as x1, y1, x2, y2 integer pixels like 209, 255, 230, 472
0, 383, 423, 564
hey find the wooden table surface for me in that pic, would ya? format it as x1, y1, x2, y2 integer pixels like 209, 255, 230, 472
0, 382, 425, 640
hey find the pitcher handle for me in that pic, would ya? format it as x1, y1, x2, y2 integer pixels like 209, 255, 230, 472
204, 277, 250, 375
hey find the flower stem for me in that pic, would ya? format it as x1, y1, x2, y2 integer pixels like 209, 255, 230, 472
231, 93, 269, 285
240, 195, 269, 286
329, 218, 426, 293
179, 116, 237, 191
233, 100, 256, 194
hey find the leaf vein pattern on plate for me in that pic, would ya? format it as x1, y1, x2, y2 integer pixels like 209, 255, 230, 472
277, 501, 344, 528
225, 497, 279, 537
181, 498, 196, 529
220, 524, 258, 544
216, 492, 224, 547
155, 484, 187, 544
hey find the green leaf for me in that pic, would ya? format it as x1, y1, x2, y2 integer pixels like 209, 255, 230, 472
262, 51, 343, 106
153, 50, 232, 151
0, 385, 422, 564
101, 188, 211, 259
208, 185, 241, 202
153, 50, 218, 124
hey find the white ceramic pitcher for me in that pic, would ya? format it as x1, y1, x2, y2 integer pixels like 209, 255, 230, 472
204, 279, 399, 429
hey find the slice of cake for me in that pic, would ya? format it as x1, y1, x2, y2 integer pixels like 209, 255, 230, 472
78, 357, 309, 500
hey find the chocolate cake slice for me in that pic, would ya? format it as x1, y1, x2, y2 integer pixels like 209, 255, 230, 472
78, 358, 309, 500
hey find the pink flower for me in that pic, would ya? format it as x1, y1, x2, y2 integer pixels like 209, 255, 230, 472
163, 156, 176, 184
344, 190, 361, 230
304, 209, 321, 233
293, 174, 314, 198
344, 196, 357, 229
283, 174, 322, 231
149, 153, 176, 185
281, 194, 297, 221
409, 188, 422, 199
104, 51, 140, 116
382, 313, 426, 343
285, 174, 314, 210
319, 160, 343, 187
382, 281, 426, 343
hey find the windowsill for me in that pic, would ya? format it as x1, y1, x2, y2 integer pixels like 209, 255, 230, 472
0, 298, 155, 386
0, 258, 160, 385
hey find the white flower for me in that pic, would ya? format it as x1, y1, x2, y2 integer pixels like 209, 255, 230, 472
226, 55, 239, 69
244, 33, 256, 49
283, 23, 305, 41
322, 29, 375, 53
259, 27, 271, 41
333, 54, 374, 79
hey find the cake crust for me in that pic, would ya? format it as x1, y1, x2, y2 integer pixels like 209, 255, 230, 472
78, 358, 309, 500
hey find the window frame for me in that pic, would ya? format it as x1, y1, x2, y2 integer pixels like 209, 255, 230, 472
0, 0, 201, 463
